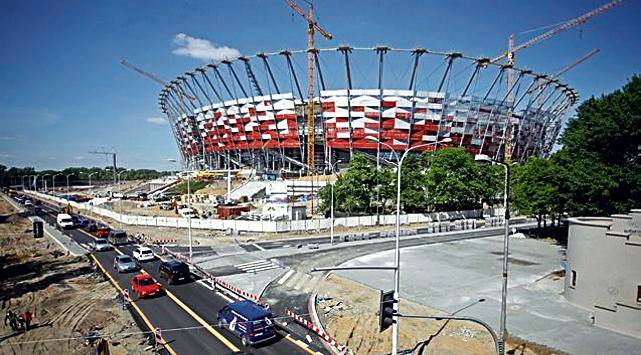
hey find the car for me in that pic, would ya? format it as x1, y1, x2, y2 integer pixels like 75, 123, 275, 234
56, 213, 75, 229
33, 206, 43, 215
307, 243, 320, 249
24, 200, 33, 207
113, 255, 138, 273
158, 260, 190, 284
107, 230, 128, 245
92, 238, 112, 252
217, 301, 276, 347
132, 246, 155, 262
86, 222, 98, 233
130, 274, 162, 299
72, 215, 89, 228
95, 227, 111, 237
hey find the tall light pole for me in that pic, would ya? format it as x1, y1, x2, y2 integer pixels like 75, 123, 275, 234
475, 153, 510, 355
88, 172, 98, 188
53, 173, 63, 193
42, 174, 50, 192
367, 136, 452, 355
328, 160, 342, 246
117, 170, 127, 229
169, 158, 192, 260
65, 174, 73, 194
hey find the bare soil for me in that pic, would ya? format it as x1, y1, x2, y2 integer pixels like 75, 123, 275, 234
319, 274, 563, 355
0, 197, 148, 355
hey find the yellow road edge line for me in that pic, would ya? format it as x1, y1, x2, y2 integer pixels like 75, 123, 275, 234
284, 334, 317, 355
163, 289, 240, 352
91, 254, 179, 355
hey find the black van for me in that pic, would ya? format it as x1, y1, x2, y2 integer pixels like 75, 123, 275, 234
158, 260, 190, 284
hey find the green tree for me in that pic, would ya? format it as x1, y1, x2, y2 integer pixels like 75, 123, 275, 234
512, 156, 562, 231
424, 147, 486, 211
553, 75, 641, 216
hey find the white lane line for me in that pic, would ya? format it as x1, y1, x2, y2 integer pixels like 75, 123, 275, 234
248, 264, 281, 273
236, 262, 272, 270
251, 243, 266, 251
196, 279, 214, 290
277, 269, 295, 285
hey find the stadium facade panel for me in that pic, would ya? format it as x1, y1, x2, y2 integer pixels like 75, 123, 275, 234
159, 47, 576, 172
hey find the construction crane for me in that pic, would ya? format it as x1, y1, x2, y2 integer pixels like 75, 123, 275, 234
119, 59, 195, 101
284, 0, 333, 175
494, 0, 623, 162
527, 48, 601, 94
89, 150, 117, 185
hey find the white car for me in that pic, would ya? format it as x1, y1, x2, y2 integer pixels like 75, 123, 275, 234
132, 247, 155, 262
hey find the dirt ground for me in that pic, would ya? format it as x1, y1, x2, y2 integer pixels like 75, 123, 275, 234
0, 197, 148, 355
319, 274, 563, 355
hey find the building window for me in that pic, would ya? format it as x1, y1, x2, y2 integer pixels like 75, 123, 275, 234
571, 270, 577, 287
637, 286, 641, 303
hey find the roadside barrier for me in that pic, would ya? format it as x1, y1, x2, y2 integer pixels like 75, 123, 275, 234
285, 308, 347, 354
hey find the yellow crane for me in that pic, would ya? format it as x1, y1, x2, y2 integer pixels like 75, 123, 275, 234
493, 0, 624, 162
284, 0, 333, 175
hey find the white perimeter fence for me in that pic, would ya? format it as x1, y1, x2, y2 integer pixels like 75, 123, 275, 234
26, 191, 504, 233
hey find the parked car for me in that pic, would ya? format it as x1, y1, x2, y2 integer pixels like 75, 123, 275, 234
130, 274, 162, 299
92, 238, 112, 252
113, 255, 138, 273
158, 260, 190, 284
217, 301, 275, 347
132, 246, 155, 262
95, 227, 110, 237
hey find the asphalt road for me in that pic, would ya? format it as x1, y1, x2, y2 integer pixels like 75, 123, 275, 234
34, 201, 318, 355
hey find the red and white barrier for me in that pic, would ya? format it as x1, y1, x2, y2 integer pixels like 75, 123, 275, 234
285, 308, 347, 353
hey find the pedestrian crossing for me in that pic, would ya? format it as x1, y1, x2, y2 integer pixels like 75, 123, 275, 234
233, 259, 281, 273
278, 270, 323, 294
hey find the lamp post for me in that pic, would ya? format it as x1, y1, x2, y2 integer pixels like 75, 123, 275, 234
367, 136, 452, 355
42, 174, 50, 192
474, 153, 510, 355
53, 173, 63, 193
65, 174, 73, 193
88, 172, 98, 188
116, 170, 127, 229
328, 160, 342, 246
169, 158, 192, 260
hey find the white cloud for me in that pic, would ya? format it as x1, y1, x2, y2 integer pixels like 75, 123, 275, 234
172, 33, 240, 62
146, 117, 168, 125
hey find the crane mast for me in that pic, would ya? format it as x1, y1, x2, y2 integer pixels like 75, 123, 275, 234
89, 150, 117, 185
496, 0, 623, 162
284, 0, 332, 175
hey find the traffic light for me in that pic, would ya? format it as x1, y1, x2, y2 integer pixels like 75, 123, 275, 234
379, 290, 397, 332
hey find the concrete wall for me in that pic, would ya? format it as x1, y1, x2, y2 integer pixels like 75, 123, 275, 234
564, 210, 641, 339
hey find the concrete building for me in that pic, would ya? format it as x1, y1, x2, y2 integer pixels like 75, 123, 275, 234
564, 209, 641, 339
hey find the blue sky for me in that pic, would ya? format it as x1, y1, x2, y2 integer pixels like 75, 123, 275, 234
1, 0, 639, 170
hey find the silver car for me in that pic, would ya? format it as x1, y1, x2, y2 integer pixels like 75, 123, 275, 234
113, 255, 138, 273
92, 238, 112, 252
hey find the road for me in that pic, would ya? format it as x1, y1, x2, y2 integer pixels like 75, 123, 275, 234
33, 200, 320, 355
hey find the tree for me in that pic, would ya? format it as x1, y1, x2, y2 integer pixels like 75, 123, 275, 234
553, 75, 641, 216
424, 147, 486, 211
512, 157, 562, 231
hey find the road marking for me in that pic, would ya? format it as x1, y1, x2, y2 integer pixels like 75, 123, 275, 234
234, 259, 281, 273
90, 254, 179, 355
277, 269, 295, 285
196, 279, 214, 291
251, 243, 266, 251
77, 228, 124, 255
283, 334, 317, 355
163, 289, 240, 352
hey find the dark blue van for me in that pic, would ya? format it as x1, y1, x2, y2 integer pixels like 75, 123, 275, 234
217, 301, 275, 346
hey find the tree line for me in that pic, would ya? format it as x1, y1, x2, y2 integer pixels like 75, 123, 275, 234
0, 166, 173, 187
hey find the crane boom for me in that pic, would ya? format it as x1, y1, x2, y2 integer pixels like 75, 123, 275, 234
284, 0, 333, 40
120, 59, 196, 100
552, 48, 600, 79
492, 0, 623, 63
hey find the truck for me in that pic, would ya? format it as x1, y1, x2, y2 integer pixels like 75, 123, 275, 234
108, 230, 128, 245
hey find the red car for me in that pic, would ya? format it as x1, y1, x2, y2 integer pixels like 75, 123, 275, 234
95, 227, 110, 237
130, 274, 162, 299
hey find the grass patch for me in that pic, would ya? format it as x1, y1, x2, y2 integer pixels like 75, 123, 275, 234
167, 180, 209, 194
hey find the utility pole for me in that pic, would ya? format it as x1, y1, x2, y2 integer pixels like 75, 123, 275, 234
89, 150, 117, 185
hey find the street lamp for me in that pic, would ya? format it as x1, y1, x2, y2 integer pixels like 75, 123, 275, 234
366, 136, 452, 355
42, 174, 50, 192
53, 173, 64, 193
474, 153, 510, 355
328, 160, 342, 246
87, 172, 98, 188
116, 170, 127, 229
169, 158, 193, 260
65, 174, 73, 193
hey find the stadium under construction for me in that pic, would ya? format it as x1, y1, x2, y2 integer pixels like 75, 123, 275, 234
158, 46, 577, 173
